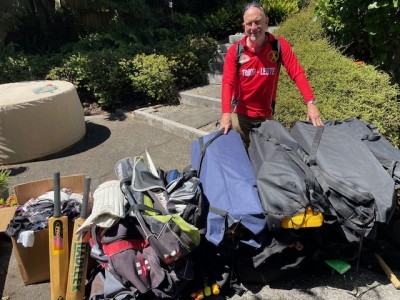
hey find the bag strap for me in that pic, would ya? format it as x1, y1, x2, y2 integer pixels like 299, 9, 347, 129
197, 130, 229, 218
236, 42, 244, 77
363, 121, 381, 141
307, 126, 331, 194
197, 129, 224, 176
271, 38, 282, 72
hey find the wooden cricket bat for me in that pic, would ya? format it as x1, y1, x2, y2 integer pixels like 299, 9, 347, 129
66, 177, 91, 300
375, 253, 400, 289
49, 172, 70, 300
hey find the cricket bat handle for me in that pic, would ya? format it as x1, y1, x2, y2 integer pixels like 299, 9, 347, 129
49, 172, 70, 300
374, 253, 400, 289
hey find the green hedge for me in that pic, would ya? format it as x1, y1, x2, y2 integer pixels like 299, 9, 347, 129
274, 8, 400, 146
44, 34, 217, 109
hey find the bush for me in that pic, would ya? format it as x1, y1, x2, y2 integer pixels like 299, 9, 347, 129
187, 36, 218, 71
121, 54, 178, 104
313, 0, 400, 83
169, 52, 201, 90
202, 5, 243, 40
274, 8, 400, 146
0, 52, 63, 84
47, 50, 131, 108
156, 35, 218, 89
259, 0, 300, 25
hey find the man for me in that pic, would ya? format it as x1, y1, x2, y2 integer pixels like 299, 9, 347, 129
219, 2, 323, 147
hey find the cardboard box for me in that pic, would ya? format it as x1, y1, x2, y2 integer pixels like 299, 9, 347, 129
0, 207, 17, 232
11, 174, 86, 285
0, 187, 13, 232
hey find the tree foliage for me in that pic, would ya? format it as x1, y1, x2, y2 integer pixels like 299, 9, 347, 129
314, 0, 400, 82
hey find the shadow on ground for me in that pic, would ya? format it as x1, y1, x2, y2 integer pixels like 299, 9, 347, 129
1, 122, 112, 169
0, 234, 12, 298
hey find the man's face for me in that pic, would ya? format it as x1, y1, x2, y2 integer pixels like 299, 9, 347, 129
242, 6, 268, 47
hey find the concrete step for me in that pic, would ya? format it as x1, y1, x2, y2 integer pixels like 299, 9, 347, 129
206, 72, 222, 85
133, 85, 222, 139
132, 40, 226, 140
179, 85, 221, 109
229, 33, 245, 44
208, 61, 224, 74
218, 43, 234, 53
134, 103, 219, 139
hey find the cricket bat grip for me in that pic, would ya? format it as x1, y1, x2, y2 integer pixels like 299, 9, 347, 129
53, 172, 61, 217
374, 253, 400, 289
81, 177, 91, 218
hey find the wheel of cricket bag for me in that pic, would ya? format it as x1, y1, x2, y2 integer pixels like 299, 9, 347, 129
0, 80, 85, 164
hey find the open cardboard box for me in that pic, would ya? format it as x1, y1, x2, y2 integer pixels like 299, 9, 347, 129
0, 186, 13, 232
10, 174, 86, 285
0, 207, 17, 233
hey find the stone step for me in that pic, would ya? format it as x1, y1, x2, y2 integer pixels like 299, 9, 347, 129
208, 61, 224, 74
206, 72, 222, 85
218, 43, 234, 53
133, 85, 221, 139
179, 86, 221, 109
134, 102, 220, 139
229, 33, 245, 44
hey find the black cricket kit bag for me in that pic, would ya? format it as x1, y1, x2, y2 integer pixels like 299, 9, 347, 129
90, 216, 194, 299
191, 130, 267, 248
115, 156, 201, 264
248, 120, 326, 230
342, 118, 400, 193
233, 120, 325, 285
290, 120, 397, 242
86, 155, 204, 299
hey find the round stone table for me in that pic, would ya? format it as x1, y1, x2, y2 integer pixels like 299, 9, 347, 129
0, 80, 86, 165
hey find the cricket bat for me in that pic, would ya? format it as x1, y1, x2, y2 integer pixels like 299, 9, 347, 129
66, 177, 91, 300
49, 172, 70, 300
374, 253, 400, 289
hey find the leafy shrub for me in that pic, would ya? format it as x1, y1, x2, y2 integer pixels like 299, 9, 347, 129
272, 6, 326, 44
313, 0, 400, 83
156, 35, 218, 89
202, 5, 243, 40
170, 13, 203, 37
0, 55, 31, 84
274, 8, 400, 146
121, 54, 178, 103
187, 36, 218, 71
169, 52, 201, 89
0, 52, 63, 84
47, 50, 130, 108
0, 169, 10, 190
259, 0, 300, 25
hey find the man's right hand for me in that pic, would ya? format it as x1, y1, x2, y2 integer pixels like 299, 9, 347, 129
219, 113, 232, 134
